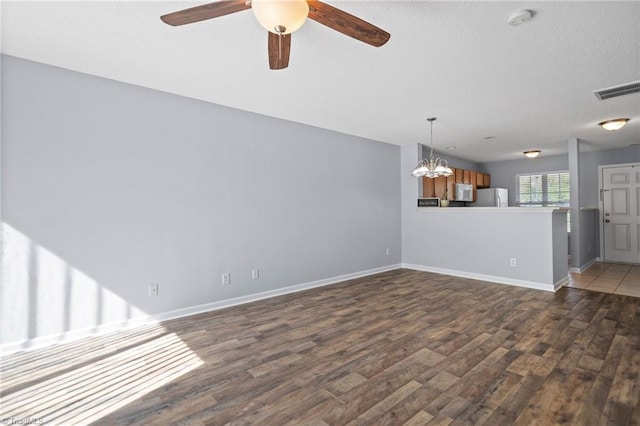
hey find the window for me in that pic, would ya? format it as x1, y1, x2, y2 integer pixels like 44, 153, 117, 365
517, 171, 570, 231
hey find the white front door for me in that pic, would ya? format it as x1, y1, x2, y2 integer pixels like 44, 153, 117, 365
602, 164, 640, 264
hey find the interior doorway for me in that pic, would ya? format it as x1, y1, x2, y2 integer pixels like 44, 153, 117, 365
600, 163, 640, 264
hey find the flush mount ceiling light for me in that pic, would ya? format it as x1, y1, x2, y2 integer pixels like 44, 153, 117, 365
523, 150, 541, 158
599, 118, 630, 131
508, 9, 533, 26
412, 118, 453, 178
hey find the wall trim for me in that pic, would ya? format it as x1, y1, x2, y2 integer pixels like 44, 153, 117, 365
554, 276, 570, 291
0, 264, 401, 355
569, 258, 597, 274
150, 263, 401, 323
402, 263, 557, 292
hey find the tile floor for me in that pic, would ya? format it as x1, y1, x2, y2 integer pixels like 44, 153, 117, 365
568, 262, 640, 297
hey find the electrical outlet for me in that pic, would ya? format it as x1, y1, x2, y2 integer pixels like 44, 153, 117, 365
386, 248, 391, 256
252, 268, 259, 280
149, 283, 159, 296
510, 258, 517, 267
222, 273, 230, 286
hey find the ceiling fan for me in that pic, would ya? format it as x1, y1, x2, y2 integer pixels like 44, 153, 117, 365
160, 0, 390, 70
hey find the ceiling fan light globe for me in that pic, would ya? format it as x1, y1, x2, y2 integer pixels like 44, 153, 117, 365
252, 0, 309, 34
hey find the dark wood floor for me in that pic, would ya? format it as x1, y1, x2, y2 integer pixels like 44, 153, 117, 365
2, 269, 640, 425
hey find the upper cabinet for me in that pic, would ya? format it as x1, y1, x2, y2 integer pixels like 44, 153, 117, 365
463, 170, 471, 184
482, 173, 491, 188
434, 176, 447, 199
422, 167, 491, 200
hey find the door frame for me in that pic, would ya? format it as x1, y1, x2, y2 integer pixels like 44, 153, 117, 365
598, 162, 640, 262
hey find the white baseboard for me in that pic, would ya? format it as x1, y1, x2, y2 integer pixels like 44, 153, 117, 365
0, 264, 402, 355
569, 258, 597, 274
150, 263, 402, 323
402, 263, 557, 292
554, 276, 570, 291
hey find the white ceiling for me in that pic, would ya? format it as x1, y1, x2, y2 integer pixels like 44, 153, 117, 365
2, 1, 639, 162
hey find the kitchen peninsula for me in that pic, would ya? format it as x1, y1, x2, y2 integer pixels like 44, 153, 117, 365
402, 144, 568, 292
402, 206, 568, 292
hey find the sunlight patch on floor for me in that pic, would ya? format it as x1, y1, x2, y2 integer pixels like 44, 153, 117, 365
0, 332, 204, 425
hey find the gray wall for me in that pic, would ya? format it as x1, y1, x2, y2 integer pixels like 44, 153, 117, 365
419, 144, 482, 172
579, 146, 640, 208
482, 146, 639, 208
480, 154, 569, 206
481, 145, 639, 262
579, 209, 598, 268
1, 56, 401, 348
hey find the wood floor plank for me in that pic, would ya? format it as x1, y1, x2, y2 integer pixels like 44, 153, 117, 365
1, 269, 639, 424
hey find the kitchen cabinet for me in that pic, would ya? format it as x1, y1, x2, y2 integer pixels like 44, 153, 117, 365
423, 167, 491, 200
446, 174, 456, 201
469, 171, 477, 201
483, 173, 491, 188
469, 171, 477, 187
476, 173, 491, 189
434, 176, 447, 199
455, 168, 464, 183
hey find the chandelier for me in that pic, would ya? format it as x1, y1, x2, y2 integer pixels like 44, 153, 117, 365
411, 117, 453, 178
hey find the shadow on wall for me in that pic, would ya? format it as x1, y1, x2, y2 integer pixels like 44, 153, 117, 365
2, 222, 147, 351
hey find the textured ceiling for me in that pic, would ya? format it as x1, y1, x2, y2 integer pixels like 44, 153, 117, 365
2, 1, 639, 162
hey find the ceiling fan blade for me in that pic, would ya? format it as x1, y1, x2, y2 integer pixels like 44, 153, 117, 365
161, 0, 251, 26
268, 32, 291, 70
307, 1, 390, 47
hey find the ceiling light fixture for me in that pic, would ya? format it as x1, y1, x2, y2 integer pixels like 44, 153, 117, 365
523, 150, 541, 158
412, 118, 453, 178
508, 9, 532, 26
252, 0, 309, 35
599, 118, 630, 131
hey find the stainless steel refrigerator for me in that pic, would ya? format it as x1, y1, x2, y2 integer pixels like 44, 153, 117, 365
473, 188, 509, 207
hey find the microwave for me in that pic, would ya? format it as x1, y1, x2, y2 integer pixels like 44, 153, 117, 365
455, 183, 473, 202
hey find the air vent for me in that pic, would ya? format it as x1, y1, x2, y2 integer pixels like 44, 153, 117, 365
594, 81, 640, 100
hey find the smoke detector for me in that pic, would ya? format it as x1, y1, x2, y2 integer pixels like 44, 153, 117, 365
508, 10, 533, 26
